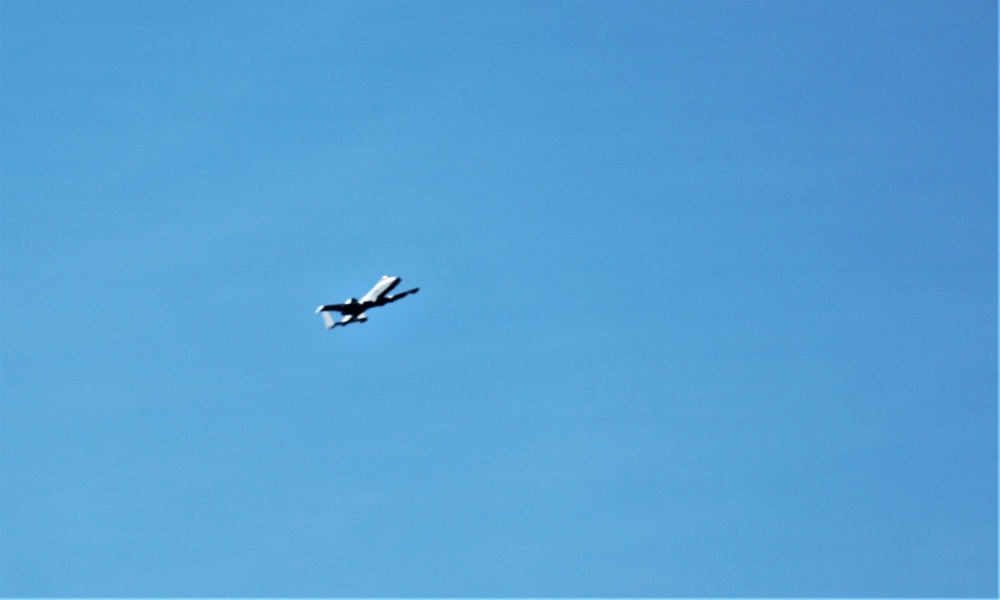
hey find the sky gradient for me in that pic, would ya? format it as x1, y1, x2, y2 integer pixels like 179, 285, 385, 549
2, 1, 997, 596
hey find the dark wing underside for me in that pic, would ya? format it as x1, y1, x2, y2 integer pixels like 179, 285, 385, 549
316, 303, 350, 313
374, 287, 419, 306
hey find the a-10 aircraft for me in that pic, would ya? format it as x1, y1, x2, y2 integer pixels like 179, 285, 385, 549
316, 275, 419, 329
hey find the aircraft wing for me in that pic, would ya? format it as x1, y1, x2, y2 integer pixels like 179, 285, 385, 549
376, 287, 419, 305
316, 303, 350, 313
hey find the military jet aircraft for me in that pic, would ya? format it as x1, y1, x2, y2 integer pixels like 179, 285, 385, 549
316, 275, 419, 329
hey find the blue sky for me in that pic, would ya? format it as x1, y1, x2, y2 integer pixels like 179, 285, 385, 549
1, 1, 996, 596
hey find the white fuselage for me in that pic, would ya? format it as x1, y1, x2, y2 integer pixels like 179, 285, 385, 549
359, 275, 401, 303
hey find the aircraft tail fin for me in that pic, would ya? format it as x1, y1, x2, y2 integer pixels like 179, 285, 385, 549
320, 311, 337, 329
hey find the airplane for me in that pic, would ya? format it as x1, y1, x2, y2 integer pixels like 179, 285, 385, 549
315, 275, 419, 329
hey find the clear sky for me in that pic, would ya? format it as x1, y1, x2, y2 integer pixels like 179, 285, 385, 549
1, 1, 996, 597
